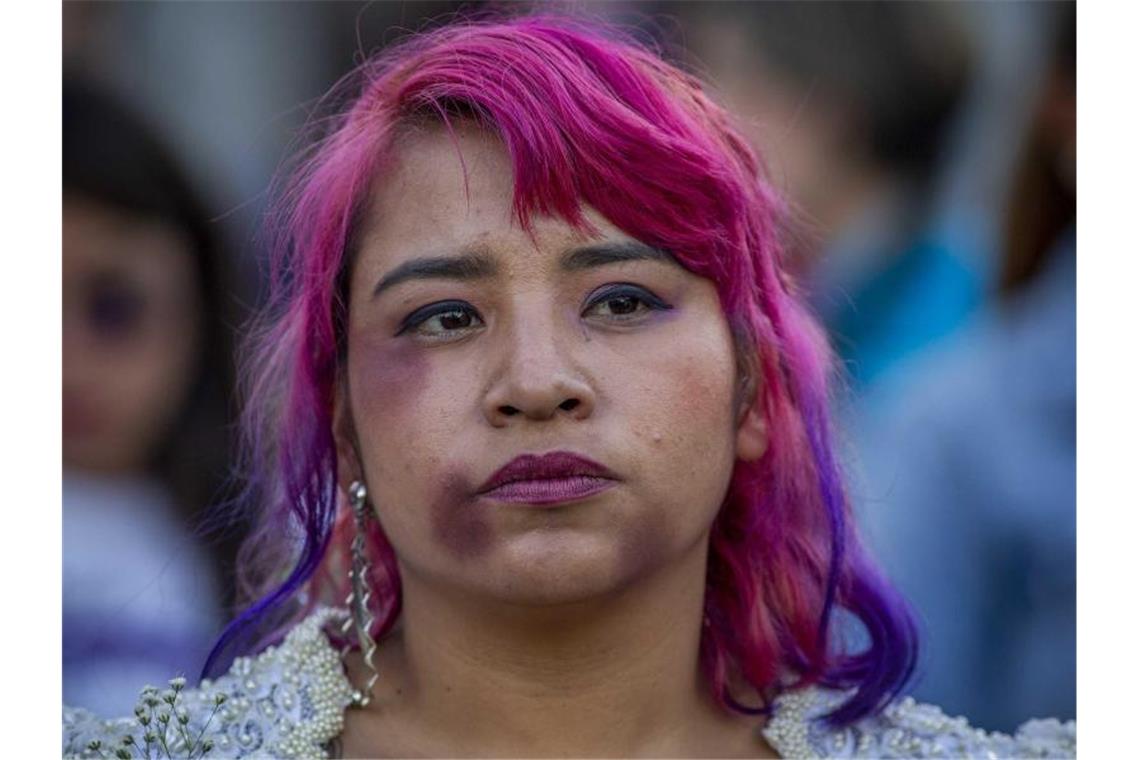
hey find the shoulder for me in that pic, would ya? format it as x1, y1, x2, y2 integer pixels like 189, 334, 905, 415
762, 686, 1076, 759
63, 607, 355, 759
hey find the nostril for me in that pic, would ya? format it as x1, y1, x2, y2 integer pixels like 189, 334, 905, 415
559, 399, 580, 412
500, 405, 520, 416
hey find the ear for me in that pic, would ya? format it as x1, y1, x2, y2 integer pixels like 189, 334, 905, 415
734, 372, 768, 462
333, 376, 363, 491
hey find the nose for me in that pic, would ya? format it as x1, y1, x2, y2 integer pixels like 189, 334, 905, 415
482, 315, 596, 426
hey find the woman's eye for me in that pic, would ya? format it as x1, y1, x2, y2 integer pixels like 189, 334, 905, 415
582, 285, 672, 321
398, 301, 484, 338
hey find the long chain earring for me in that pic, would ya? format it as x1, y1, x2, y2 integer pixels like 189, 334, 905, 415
342, 480, 380, 708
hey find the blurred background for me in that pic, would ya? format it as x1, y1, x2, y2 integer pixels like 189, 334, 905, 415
61, 0, 1075, 733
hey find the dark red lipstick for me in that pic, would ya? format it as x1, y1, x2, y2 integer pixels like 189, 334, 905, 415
475, 451, 619, 506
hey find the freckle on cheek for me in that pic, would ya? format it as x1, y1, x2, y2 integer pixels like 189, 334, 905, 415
430, 472, 492, 560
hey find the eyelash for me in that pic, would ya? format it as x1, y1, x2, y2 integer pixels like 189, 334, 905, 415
396, 300, 482, 338
396, 284, 672, 339
582, 283, 673, 321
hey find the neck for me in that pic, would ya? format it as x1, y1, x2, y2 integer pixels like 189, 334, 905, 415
346, 540, 771, 757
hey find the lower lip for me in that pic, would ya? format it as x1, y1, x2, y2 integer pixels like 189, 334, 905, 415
478, 476, 617, 506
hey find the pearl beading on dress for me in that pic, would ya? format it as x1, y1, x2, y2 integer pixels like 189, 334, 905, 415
64, 607, 355, 759
65, 607, 1075, 758
762, 686, 1076, 758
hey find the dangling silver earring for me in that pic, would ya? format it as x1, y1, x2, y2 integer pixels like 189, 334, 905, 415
342, 480, 379, 708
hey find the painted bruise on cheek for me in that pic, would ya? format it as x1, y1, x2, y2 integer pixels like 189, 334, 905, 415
354, 346, 492, 561
430, 471, 492, 560
353, 337, 429, 413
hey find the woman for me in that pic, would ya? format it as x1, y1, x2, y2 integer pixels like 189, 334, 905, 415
63, 77, 240, 716
63, 15, 1075, 758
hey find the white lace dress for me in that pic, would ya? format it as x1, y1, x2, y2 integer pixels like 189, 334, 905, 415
62, 607, 1076, 759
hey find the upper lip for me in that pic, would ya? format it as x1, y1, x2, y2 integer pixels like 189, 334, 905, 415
476, 451, 619, 493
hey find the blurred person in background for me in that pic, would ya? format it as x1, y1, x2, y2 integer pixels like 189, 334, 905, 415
679, 1, 1075, 732
852, 5, 1076, 732
679, 1, 976, 389
63, 77, 242, 716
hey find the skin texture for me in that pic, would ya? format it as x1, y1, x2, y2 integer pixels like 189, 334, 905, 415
62, 194, 201, 474
334, 124, 772, 757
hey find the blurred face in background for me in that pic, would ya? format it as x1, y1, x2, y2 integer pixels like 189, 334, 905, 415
63, 193, 202, 474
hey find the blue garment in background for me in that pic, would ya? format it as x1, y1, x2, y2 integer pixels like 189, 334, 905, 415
849, 234, 1075, 732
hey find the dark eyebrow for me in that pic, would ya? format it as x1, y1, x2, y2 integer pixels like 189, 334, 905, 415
372, 250, 498, 299
559, 241, 679, 271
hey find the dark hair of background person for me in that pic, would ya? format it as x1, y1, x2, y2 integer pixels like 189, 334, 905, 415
62, 76, 244, 609
666, 0, 972, 270
720, 1, 968, 184
1000, 4, 1076, 297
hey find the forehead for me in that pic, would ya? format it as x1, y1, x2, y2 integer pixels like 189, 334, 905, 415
356, 123, 632, 272
63, 194, 195, 286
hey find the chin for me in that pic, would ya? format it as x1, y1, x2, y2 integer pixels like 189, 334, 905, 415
478, 532, 649, 606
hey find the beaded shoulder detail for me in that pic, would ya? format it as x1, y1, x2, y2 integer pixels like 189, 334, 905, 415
64, 609, 1077, 759
63, 607, 355, 759
762, 686, 1076, 759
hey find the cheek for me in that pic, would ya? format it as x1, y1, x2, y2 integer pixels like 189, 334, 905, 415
350, 336, 493, 561
348, 337, 433, 516
634, 335, 737, 456
614, 504, 674, 579
619, 324, 739, 525
429, 471, 492, 560
349, 337, 430, 418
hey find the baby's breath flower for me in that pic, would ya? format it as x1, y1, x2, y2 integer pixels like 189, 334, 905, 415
85, 739, 102, 751
201, 738, 215, 754
143, 732, 156, 744
169, 676, 187, 691
138, 714, 151, 727
162, 690, 178, 705
136, 684, 160, 710
157, 711, 170, 724
177, 712, 190, 725
214, 693, 227, 706
115, 749, 132, 760
120, 735, 134, 746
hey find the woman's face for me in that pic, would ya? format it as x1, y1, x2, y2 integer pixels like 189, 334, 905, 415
63, 194, 202, 474
338, 124, 765, 604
